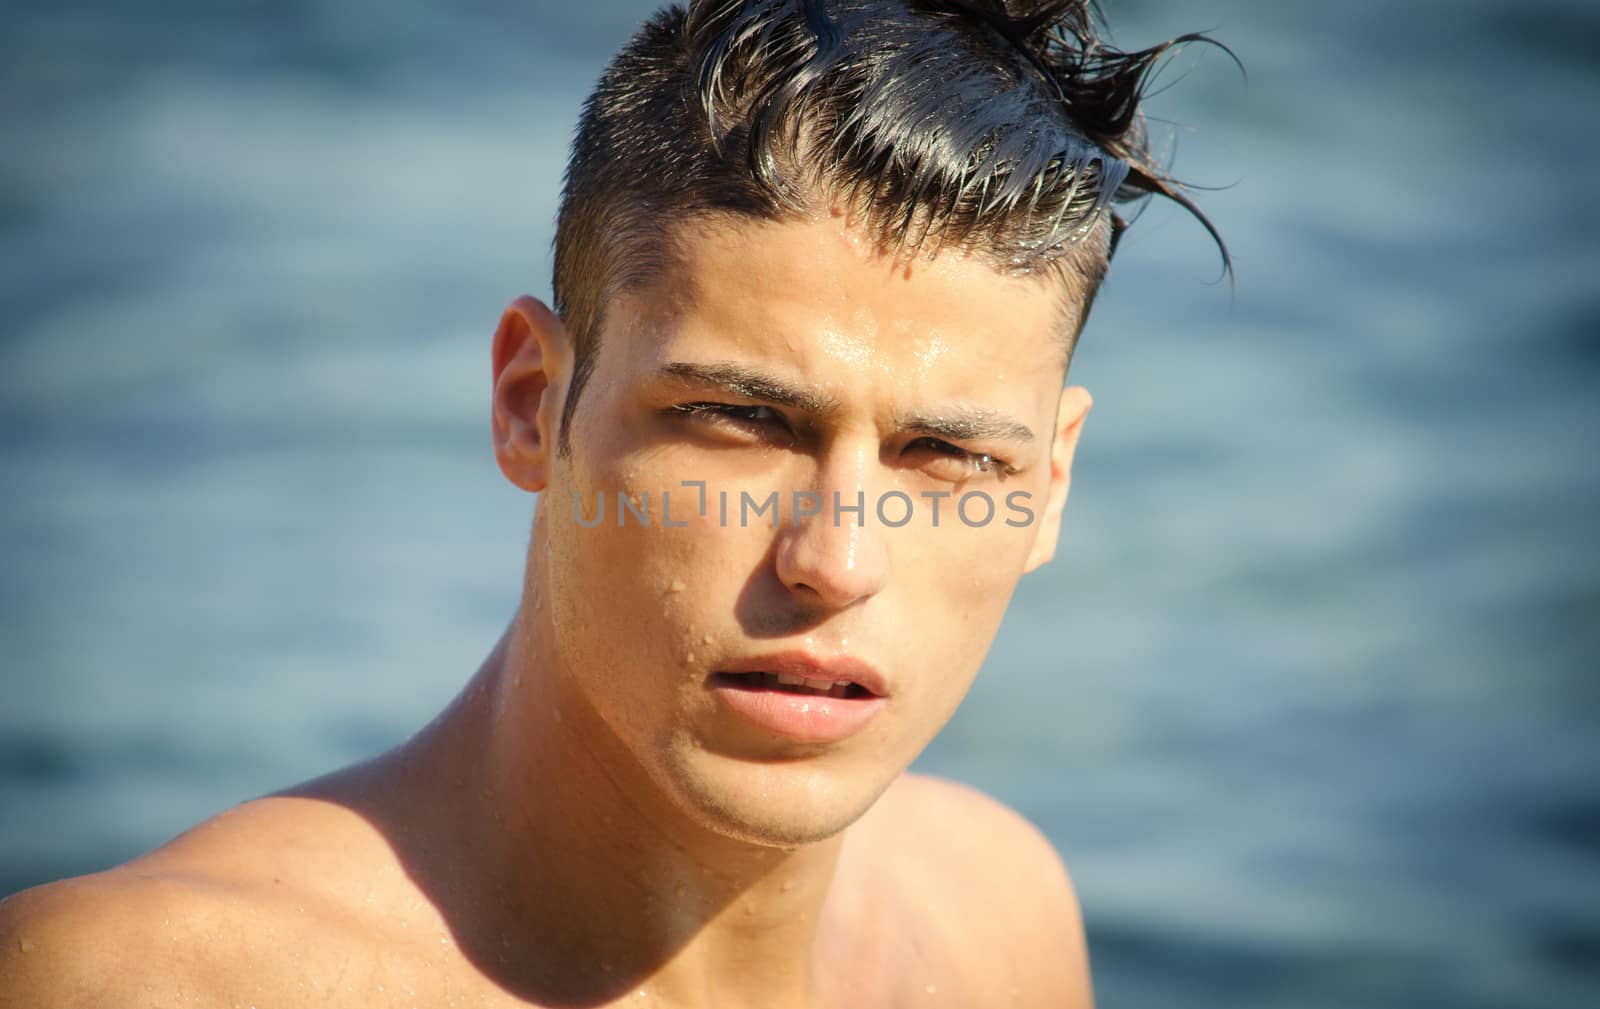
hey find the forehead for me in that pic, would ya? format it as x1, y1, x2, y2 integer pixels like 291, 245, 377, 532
601, 212, 1070, 399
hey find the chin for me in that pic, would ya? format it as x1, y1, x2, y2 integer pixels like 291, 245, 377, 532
657, 742, 898, 849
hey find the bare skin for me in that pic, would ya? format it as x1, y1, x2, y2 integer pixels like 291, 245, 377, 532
1, 212, 1096, 1008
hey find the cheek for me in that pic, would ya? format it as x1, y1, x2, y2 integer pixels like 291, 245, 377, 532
897, 493, 1036, 593
550, 458, 759, 683
888, 508, 1034, 685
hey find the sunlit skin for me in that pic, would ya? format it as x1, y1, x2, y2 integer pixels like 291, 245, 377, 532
0, 211, 1096, 1008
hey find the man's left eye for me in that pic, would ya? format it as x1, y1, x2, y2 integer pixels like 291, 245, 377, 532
904, 437, 1016, 482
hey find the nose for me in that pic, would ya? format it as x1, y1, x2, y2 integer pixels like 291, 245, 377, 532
773, 444, 890, 611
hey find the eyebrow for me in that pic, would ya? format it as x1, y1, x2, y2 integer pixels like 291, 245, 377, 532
659, 361, 841, 416
657, 360, 1034, 444
893, 407, 1035, 444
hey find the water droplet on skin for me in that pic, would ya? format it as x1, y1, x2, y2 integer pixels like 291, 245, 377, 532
780, 880, 794, 892
685, 651, 696, 664
674, 883, 686, 897
926, 984, 938, 995
18, 939, 35, 953
666, 579, 686, 593
701, 632, 712, 645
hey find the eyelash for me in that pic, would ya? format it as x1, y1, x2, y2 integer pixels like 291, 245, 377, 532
669, 402, 785, 424
906, 438, 1019, 479
668, 402, 1018, 479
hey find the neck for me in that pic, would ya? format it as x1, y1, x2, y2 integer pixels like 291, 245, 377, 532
398, 611, 855, 1008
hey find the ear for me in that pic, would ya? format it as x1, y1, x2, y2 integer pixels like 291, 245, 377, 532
491, 295, 572, 493
1022, 385, 1092, 574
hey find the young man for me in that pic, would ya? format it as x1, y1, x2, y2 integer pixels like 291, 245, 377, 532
1, 1, 1222, 1005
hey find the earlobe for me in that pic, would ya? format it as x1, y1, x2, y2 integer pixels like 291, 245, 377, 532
1022, 385, 1092, 574
491, 295, 571, 493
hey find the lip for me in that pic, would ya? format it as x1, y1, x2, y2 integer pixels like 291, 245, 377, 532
710, 651, 889, 744
717, 651, 890, 698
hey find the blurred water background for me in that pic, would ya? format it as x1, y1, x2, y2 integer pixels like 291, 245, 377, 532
2, 1, 1597, 1006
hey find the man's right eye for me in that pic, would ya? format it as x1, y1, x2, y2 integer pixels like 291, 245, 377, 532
667, 402, 797, 445
671, 402, 785, 425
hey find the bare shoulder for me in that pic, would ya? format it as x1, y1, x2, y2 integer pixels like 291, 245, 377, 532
0, 866, 247, 1006
849, 772, 1094, 1007
0, 791, 405, 1007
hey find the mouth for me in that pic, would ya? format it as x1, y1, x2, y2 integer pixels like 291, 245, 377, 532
712, 671, 874, 700
707, 652, 888, 744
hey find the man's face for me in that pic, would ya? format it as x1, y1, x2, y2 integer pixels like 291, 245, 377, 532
535, 212, 1088, 847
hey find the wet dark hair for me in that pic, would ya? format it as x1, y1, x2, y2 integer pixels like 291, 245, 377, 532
552, 0, 1227, 452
